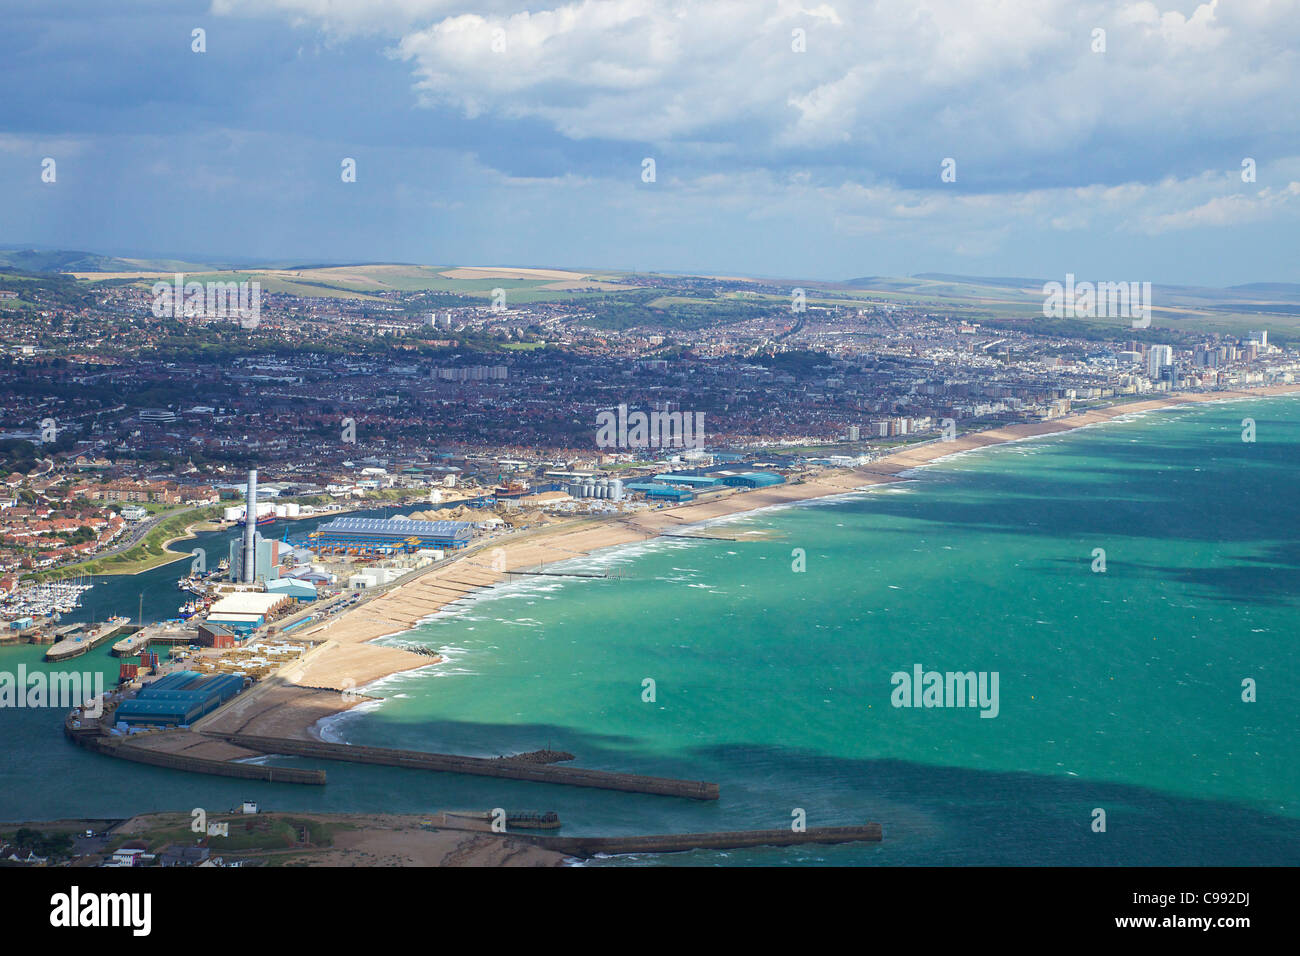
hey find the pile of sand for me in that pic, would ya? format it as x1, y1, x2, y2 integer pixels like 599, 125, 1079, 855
403, 506, 480, 521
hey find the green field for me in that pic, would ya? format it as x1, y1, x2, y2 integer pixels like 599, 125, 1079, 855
17, 254, 1298, 343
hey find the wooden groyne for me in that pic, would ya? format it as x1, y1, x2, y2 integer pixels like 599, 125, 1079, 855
506, 569, 609, 579
513, 824, 882, 857
208, 733, 720, 800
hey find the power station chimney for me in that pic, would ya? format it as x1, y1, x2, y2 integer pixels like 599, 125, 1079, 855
241, 468, 257, 584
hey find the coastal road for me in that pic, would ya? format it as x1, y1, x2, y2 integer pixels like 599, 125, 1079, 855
95, 504, 204, 560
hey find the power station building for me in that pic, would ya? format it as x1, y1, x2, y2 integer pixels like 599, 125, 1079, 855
227, 469, 278, 583
228, 532, 280, 583
307, 516, 474, 555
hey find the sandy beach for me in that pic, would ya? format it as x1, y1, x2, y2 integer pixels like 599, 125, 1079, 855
200, 384, 1300, 742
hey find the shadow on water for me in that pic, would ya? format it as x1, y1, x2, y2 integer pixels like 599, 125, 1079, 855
239, 715, 1300, 866
11, 703, 1296, 866
1035, 552, 1300, 608
809, 413, 1300, 607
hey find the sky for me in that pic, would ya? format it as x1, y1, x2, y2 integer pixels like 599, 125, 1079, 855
1, 0, 1298, 285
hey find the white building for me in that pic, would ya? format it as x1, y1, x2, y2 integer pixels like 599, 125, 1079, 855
1147, 345, 1174, 378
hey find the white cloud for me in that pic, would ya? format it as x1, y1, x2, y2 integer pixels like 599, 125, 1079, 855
0, 134, 88, 156
219, 0, 1300, 177
211, 0, 1300, 254
1139, 180, 1300, 232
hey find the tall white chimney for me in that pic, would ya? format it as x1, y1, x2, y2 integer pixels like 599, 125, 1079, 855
241, 469, 257, 583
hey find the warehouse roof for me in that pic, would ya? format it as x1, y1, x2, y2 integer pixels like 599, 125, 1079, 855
653, 474, 723, 486
316, 517, 474, 540
207, 592, 289, 616
205, 612, 267, 624
117, 699, 200, 716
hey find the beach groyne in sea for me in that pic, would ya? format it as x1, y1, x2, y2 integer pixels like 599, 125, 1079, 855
207, 732, 721, 800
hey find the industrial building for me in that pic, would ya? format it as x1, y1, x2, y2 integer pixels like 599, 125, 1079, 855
566, 477, 625, 500
653, 473, 724, 489
307, 516, 474, 555
203, 592, 292, 634
227, 469, 280, 583
196, 621, 238, 649
228, 532, 280, 583
265, 577, 318, 601
719, 471, 786, 489
114, 671, 246, 727
624, 482, 694, 502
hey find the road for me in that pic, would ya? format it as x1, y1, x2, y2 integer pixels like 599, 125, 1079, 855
95, 504, 205, 560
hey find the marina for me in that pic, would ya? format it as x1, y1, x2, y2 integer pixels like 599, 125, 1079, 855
0, 575, 94, 624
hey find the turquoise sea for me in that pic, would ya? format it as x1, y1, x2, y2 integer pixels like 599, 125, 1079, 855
3, 398, 1298, 865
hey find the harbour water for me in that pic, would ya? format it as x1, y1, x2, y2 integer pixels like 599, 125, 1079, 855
3, 400, 1298, 865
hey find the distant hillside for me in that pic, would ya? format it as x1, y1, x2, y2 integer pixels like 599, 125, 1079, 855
0, 248, 140, 273
1228, 283, 1300, 295
910, 273, 1046, 288
0, 247, 269, 274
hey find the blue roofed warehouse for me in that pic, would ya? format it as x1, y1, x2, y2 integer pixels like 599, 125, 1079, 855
307, 516, 475, 555
720, 471, 786, 489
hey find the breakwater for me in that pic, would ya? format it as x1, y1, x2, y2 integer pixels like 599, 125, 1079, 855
208, 732, 720, 800
66, 727, 326, 785
514, 824, 883, 857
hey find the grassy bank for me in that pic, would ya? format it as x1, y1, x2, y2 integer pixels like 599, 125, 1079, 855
28, 505, 222, 581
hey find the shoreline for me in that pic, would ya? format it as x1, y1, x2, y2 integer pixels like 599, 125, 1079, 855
200, 384, 1300, 743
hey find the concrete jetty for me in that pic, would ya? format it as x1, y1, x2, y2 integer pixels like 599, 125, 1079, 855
82, 733, 326, 785
111, 630, 151, 657
207, 732, 721, 800
63, 711, 326, 785
45, 620, 130, 662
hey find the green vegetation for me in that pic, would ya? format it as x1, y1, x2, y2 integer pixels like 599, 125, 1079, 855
580, 289, 783, 331
2, 827, 74, 859
116, 814, 342, 855
28, 505, 222, 581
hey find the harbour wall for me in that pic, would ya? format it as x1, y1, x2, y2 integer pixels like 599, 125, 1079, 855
209, 732, 720, 800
